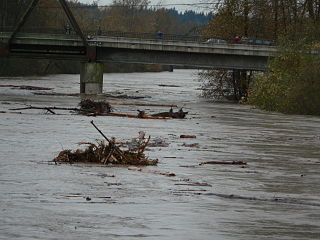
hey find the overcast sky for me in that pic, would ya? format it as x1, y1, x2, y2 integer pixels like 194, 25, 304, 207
77, 0, 211, 13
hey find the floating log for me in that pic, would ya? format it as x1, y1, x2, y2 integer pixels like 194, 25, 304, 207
180, 135, 196, 138
107, 101, 177, 107
0, 84, 53, 90
0, 111, 22, 114
174, 183, 212, 187
8, 106, 172, 119
128, 166, 176, 177
8, 101, 184, 120
200, 161, 247, 165
107, 112, 171, 119
158, 84, 181, 87
9, 106, 81, 112
174, 189, 207, 192
152, 107, 188, 118
182, 143, 199, 147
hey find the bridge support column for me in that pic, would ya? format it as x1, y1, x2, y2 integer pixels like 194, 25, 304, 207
80, 62, 104, 94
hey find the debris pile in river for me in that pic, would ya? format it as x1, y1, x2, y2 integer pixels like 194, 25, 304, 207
79, 99, 112, 114
7, 99, 188, 119
53, 121, 158, 166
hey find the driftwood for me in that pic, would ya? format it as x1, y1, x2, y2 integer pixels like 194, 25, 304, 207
152, 108, 188, 119
8, 106, 173, 119
200, 161, 247, 165
174, 189, 208, 192
0, 111, 22, 114
107, 101, 177, 107
180, 135, 196, 138
182, 143, 199, 147
107, 111, 171, 119
158, 84, 181, 87
174, 183, 212, 187
80, 99, 112, 114
53, 121, 157, 166
0, 84, 52, 91
128, 166, 176, 177
90, 120, 128, 162
10, 100, 112, 115
8, 100, 186, 120
10, 106, 82, 112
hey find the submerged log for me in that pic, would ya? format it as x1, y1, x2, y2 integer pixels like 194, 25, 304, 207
128, 166, 176, 177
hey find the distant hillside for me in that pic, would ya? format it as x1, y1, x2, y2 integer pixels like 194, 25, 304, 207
167, 8, 214, 26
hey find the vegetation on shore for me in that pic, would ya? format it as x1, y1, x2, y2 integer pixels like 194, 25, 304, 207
248, 25, 320, 115
199, 1, 320, 115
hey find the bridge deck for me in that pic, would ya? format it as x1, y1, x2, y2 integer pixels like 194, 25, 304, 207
0, 32, 277, 70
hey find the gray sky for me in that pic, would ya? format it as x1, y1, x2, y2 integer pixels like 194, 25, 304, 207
78, 0, 211, 13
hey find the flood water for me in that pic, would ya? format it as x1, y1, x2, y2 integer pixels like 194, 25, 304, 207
0, 69, 319, 240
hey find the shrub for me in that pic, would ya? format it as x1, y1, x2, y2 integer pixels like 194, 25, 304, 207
248, 36, 320, 115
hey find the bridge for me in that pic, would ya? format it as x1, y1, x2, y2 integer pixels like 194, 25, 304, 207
0, 32, 276, 70
0, 0, 277, 94
0, 32, 277, 94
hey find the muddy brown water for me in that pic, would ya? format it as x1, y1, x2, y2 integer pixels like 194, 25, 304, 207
0, 70, 319, 240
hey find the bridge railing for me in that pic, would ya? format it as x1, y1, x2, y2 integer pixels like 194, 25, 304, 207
1, 27, 276, 47
0, 26, 205, 43
93, 30, 205, 42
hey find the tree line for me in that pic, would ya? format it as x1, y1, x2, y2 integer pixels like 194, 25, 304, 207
204, 0, 320, 40
201, 0, 320, 115
0, 0, 211, 35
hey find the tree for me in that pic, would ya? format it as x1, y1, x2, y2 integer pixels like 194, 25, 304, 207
248, 24, 320, 115
199, 0, 320, 106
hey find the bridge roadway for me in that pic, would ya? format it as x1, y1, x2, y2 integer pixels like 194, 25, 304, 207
0, 32, 277, 71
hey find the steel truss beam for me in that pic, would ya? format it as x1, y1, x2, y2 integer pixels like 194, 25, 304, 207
8, 0, 88, 47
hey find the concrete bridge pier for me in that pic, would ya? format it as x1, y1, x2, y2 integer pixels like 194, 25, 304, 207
80, 62, 104, 94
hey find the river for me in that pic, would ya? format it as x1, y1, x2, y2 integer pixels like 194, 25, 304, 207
0, 69, 319, 240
